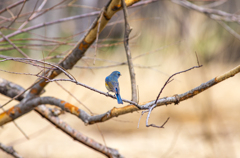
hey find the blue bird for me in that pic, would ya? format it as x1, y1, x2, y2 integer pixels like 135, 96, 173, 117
105, 71, 123, 104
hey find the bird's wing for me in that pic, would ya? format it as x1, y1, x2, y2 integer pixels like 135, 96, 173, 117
105, 77, 119, 93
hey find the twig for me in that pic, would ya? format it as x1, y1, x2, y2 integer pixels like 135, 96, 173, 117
171, 0, 240, 23
75, 63, 161, 70
217, 20, 240, 41
49, 78, 139, 107
34, 105, 122, 158
146, 116, 170, 128
121, 0, 137, 102
18, 0, 47, 30
154, 64, 202, 104
7, 0, 27, 28
144, 57, 202, 128
0, 55, 76, 82
12, 120, 29, 139
54, 81, 93, 114
0, 11, 100, 42
28, 0, 67, 22
202, 0, 227, 8
0, 0, 26, 15
137, 110, 148, 128
0, 31, 29, 58
94, 9, 104, 65
195, 51, 200, 66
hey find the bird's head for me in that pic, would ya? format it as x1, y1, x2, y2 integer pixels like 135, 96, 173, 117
111, 71, 121, 78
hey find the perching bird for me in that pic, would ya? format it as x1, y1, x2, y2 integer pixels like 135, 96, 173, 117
105, 71, 123, 104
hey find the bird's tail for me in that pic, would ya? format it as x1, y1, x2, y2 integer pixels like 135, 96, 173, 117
116, 93, 123, 104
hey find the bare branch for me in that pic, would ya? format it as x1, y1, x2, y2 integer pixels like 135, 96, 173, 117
0, 31, 29, 58
171, 0, 240, 41
0, 55, 76, 82
18, 0, 47, 30
217, 20, 240, 41
0, 11, 99, 42
155, 65, 202, 105
7, 0, 27, 28
94, 9, 104, 65
171, 0, 240, 23
54, 81, 93, 114
0, 142, 23, 158
0, 0, 154, 42
1, 64, 240, 126
48, 78, 139, 107
0, 0, 27, 15
122, 0, 137, 102
0, 78, 26, 101
35, 105, 123, 158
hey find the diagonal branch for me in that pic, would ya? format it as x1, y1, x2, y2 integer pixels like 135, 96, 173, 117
7, 0, 27, 28
0, 0, 27, 15
18, 0, 47, 30
0, 142, 23, 158
34, 105, 123, 158
171, 0, 240, 23
0, 31, 29, 58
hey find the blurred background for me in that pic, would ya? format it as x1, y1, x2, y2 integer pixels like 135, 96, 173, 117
0, 0, 240, 157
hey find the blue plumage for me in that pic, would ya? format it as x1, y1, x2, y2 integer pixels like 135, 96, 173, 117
105, 71, 123, 104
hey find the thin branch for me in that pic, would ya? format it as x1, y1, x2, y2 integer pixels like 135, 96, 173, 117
7, 0, 27, 28
171, 0, 240, 23
121, 0, 137, 102
202, 0, 227, 8
75, 63, 161, 70
18, 0, 47, 30
0, 55, 76, 82
54, 81, 93, 114
171, 0, 240, 41
34, 105, 122, 158
155, 64, 202, 104
0, 11, 100, 42
48, 78, 139, 107
146, 115, 170, 128
137, 110, 148, 128
94, 10, 104, 65
0, 0, 27, 15
12, 120, 29, 139
217, 20, 240, 41
0, 31, 29, 58
28, 0, 68, 22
